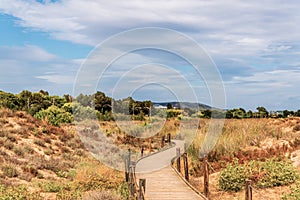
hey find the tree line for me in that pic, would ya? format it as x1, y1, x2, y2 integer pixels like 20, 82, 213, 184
1, 90, 299, 125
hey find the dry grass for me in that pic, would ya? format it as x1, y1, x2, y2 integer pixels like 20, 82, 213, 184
0, 108, 124, 199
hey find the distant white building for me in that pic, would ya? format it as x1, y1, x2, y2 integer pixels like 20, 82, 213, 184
269, 111, 284, 117
154, 104, 167, 109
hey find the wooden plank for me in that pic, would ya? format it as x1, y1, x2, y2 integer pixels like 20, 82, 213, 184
135, 140, 206, 200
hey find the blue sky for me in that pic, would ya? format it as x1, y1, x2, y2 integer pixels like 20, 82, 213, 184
0, 0, 300, 111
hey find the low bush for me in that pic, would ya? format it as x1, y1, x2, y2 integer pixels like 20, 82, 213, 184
34, 139, 46, 147
2, 164, 18, 178
13, 146, 25, 156
39, 181, 71, 193
56, 189, 82, 200
34, 105, 73, 126
219, 158, 299, 192
282, 182, 300, 200
0, 184, 42, 200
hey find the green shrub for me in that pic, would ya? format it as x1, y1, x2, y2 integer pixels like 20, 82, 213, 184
56, 189, 82, 200
39, 181, 71, 193
2, 165, 18, 178
118, 182, 130, 200
0, 184, 42, 200
256, 159, 299, 188
34, 105, 73, 126
34, 139, 46, 147
71, 102, 100, 121
282, 182, 300, 200
219, 158, 299, 192
218, 159, 246, 192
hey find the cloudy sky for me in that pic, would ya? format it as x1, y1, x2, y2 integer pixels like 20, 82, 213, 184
0, 0, 300, 111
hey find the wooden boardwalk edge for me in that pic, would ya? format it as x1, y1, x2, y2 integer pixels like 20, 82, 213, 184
170, 159, 208, 200
134, 140, 208, 200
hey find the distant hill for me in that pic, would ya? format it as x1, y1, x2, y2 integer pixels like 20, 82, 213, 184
153, 101, 211, 110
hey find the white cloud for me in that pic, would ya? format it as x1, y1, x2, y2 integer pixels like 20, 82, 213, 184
0, 45, 57, 61
0, 45, 80, 93
225, 69, 300, 110
1, 0, 299, 51
35, 74, 75, 84
1, 0, 300, 109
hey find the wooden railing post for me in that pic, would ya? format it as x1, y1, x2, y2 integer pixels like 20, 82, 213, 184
245, 180, 252, 200
125, 158, 129, 182
167, 133, 171, 144
203, 155, 210, 199
183, 153, 189, 181
176, 148, 181, 173
149, 139, 152, 153
141, 146, 144, 157
161, 135, 165, 148
125, 149, 131, 182
129, 161, 136, 196
139, 179, 146, 200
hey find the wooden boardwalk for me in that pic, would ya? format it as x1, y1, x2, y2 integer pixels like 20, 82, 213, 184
135, 140, 206, 200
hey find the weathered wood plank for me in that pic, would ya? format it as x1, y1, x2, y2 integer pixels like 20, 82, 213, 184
135, 140, 206, 200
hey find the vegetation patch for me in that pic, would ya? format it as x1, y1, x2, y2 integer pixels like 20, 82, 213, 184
282, 182, 300, 200
0, 184, 42, 200
218, 158, 299, 192
2, 164, 18, 178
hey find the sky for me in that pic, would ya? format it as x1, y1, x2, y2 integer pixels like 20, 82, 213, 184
0, 0, 300, 111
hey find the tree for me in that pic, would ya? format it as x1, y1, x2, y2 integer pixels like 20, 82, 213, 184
94, 91, 112, 113
246, 110, 253, 118
256, 106, 268, 118
283, 110, 293, 118
0, 91, 20, 110
39, 90, 49, 96
295, 110, 300, 117
167, 103, 173, 109
75, 93, 93, 107
202, 109, 212, 118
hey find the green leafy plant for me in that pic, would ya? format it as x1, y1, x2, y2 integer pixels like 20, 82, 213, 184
282, 182, 300, 200
0, 184, 42, 200
219, 158, 299, 192
34, 105, 73, 126
218, 159, 246, 192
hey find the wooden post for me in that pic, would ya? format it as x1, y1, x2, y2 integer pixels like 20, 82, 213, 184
167, 133, 171, 144
129, 165, 134, 196
245, 180, 252, 200
149, 139, 152, 153
129, 162, 136, 196
139, 179, 146, 200
141, 146, 144, 157
125, 149, 131, 182
183, 153, 189, 181
203, 155, 209, 199
176, 148, 181, 173
125, 158, 129, 182
161, 135, 165, 148
128, 149, 131, 169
